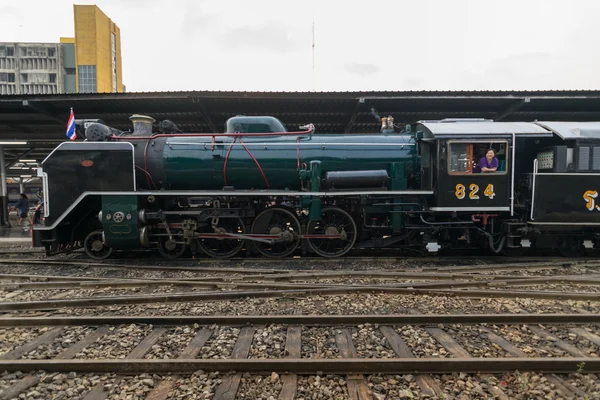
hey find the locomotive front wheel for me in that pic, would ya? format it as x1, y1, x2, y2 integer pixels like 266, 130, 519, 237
84, 230, 113, 260
157, 237, 187, 259
306, 207, 357, 258
197, 217, 246, 258
251, 207, 301, 258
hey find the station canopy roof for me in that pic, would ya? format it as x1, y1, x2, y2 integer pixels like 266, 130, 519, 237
2, 89, 600, 176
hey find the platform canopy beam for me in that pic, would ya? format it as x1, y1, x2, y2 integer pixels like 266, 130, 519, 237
494, 98, 531, 121
22, 100, 65, 125
5, 147, 36, 169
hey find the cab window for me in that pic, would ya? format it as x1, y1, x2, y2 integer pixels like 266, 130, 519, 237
448, 142, 508, 175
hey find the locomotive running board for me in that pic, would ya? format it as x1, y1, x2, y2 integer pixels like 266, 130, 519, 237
35, 190, 434, 231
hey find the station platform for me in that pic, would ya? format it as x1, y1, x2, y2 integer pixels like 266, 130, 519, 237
0, 215, 34, 245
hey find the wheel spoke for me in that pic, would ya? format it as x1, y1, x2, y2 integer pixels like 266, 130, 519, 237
84, 230, 112, 260
306, 207, 357, 258
251, 207, 301, 258
157, 236, 186, 260
197, 217, 245, 258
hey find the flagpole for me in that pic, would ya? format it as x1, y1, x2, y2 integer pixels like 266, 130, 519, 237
66, 107, 76, 141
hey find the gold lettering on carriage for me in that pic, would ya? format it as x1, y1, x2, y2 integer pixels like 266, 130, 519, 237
583, 190, 600, 211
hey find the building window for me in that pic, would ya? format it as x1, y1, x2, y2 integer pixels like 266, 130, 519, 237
0, 73, 15, 83
49, 73, 56, 83
48, 48, 55, 57
0, 46, 14, 57
20, 74, 28, 83
78, 65, 97, 92
111, 32, 117, 92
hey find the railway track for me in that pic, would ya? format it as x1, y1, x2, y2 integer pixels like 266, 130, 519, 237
1, 244, 599, 261
0, 258, 598, 398
0, 256, 595, 275
0, 313, 598, 399
0, 260, 599, 313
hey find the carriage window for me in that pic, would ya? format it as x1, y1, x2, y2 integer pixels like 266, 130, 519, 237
448, 142, 508, 175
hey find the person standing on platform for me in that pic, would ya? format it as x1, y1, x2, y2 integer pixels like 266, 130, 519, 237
15, 193, 33, 228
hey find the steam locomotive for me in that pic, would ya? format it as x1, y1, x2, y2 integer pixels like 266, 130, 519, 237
32, 114, 600, 259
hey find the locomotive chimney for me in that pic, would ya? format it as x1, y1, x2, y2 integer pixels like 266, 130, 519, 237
381, 115, 395, 133
129, 114, 156, 136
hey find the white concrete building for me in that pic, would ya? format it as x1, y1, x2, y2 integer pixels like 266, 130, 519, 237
0, 42, 65, 95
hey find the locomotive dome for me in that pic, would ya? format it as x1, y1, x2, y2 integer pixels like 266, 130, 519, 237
225, 116, 287, 134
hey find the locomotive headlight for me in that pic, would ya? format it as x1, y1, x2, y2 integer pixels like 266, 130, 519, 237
98, 211, 103, 222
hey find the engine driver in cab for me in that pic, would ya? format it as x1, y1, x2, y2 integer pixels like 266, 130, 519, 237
474, 149, 499, 173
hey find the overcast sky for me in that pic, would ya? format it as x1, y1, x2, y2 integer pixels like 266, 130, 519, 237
1, 0, 600, 92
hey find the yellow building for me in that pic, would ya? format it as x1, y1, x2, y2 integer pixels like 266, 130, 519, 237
62, 5, 124, 93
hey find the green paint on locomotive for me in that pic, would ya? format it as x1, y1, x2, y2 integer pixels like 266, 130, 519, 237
161, 133, 416, 190
101, 195, 139, 248
390, 162, 407, 232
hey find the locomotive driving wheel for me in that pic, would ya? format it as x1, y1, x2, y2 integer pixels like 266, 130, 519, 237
197, 217, 246, 258
306, 207, 357, 258
84, 230, 113, 260
251, 207, 301, 258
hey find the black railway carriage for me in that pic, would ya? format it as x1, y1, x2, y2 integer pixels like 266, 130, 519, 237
31, 115, 600, 259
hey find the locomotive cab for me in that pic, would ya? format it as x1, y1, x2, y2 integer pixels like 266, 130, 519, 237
432, 138, 511, 212
415, 119, 550, 213
414, 119, 554, 253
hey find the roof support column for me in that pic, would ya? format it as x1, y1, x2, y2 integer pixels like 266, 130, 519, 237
0, 147, 9, 227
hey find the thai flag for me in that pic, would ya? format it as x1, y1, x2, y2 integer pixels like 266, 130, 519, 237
66, 108, 76, 140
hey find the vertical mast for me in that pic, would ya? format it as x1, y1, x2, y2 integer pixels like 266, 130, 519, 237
312, 20, 315, 91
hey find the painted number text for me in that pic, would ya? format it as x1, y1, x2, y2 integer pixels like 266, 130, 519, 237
455, 184, 496, 200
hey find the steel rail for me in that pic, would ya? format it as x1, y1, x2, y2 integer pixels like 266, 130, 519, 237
227, 262, 595, 281
0, 313, 597, 327
0, 258, 594, 275
87, 255, 600, 266
0, 273, 110, 282
0, 249, 42, 254
3, 275, 600, 292
2, 265, 597, 285
169, 261, 597, 283
0, 358, 597, 374
2, 264, 588, 287
184, 270, 597, 283
0, 271, 583, 288
0, 286, 598, 312
0, 271, 558, 287
0, 259, 282, 274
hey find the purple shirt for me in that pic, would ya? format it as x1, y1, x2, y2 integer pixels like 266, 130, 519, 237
478, 157, 498, 171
